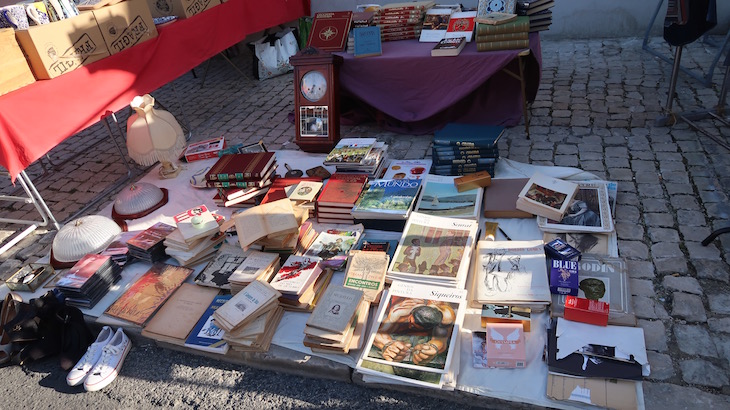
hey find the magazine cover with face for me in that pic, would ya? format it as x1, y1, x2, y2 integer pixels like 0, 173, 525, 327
537, 181, 614, 233
357, 281, 467, 382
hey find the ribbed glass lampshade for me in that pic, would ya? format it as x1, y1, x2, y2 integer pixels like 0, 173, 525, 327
113, 182, 165, 216
52, 215, 122, 263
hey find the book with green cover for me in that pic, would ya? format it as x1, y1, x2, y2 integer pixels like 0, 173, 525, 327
476, 39, 530, 52
475, 15, 529, 35
352, 179, 422, 219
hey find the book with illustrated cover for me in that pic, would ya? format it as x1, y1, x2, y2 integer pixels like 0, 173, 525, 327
477, 0, 517, 18
352, 179, 422, 220
382, 159, 432, 180
443, 11, 476, 42
261, 176, 323, 204
305, 285, 364, 334
173, 205, 220, 244
270, 255, 323, 296
344, 250, 389, 304
183, 136, 225, 162
324, 138, 377, 165
316, 173, 369, 208
126, 222, 176, 252
419, 8, 453, 42
303, 229, 362, 270
485, 322, 526, 368
226, 249, 280, 286
184, 294, 231, 354
55, 254, 112, 290
105, 263, 193, 326
193, 244, 249, 289
356, 281, 467, 387
307, 11, 353, 52
388, 212, 478, 288
286, 180, 323, 203
536, 180, 614, 233
515, 172, 579, 221
414, 174, 483, 220
431, 37, 466, 56
141, 283, 220, 345
472, 239, 551, 309
205, 152, 276, 181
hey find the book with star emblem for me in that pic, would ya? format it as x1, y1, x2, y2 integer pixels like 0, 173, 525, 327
307, 11, 353, 52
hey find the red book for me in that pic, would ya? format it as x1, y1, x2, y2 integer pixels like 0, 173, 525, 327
261, 176, 324, 205
307, 11, 353, 52
316, 173, 368, 207
205, 164, 277, 189
205, 152, 276, 181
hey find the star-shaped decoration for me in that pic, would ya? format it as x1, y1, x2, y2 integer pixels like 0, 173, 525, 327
319, 26, 338, 41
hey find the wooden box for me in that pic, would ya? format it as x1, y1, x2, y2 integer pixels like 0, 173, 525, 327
0, 28, 35, 96
15, 14, 110, 79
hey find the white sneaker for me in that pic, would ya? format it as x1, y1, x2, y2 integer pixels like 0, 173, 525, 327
83, 328, 132, 392
66, 326, 114, 387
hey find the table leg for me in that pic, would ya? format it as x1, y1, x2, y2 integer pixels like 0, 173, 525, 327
503, 51, 531, 139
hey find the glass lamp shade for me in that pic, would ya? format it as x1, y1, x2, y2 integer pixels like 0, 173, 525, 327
113, 182, 165, 215
52, 215, 122, 264
126, 94, 186, 168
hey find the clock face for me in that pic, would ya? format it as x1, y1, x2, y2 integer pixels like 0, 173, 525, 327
300, 70, 327, 102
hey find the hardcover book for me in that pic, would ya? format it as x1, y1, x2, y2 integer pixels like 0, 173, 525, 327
476, 12, 517, 25
433, 122, 505, 147
105, 263, 193, 326
485, 322, 526, 368
474, 31, 528, 42
343, 250, 389, 304
388, 212, 478, 288
353, 26, 382, 58
515, 172, 579, 221
414, 174, 483, 220
431, 37, 466, 57
475, 15, 530, 35
476, 39, 530, 52
173, 205, 220, 244
141, 283, 220, 345
477, 0, 517, 17
261, 176, 323, 204
205, 152, 276, 181
286, 180, 323, 203
352, 179, 422, 220
205, 164, 277, 188
473, 239, 552, 308
270, 255, 323, 295
536, 180, 615, 234
317, 173, 369, 208
516, 0, 554, 15
184, 294, 232, 354
381, 1, 435, 11
419, 8, 453, 42
307, 11, 353, 52
443, 11, 476, 42
305, 285, 364, 334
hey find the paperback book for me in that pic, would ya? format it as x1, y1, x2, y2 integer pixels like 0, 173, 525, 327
414, 174, 483, 220
443, 10, 476, 42
419, 8, 453, 42
382, 159, 432, 180
173, 205, 220, 244
270, 255, 323, 296
343, 250, 389, 304
515, 172, 579, 221
184, 294, 232, 354
388, 212, 478, 288
213, 280, 281, 332
193, 243, 249, 289
324, 138, 377, 165
305, 285, 364, 334
303, 228, 362, 271
431, 37, 466, 56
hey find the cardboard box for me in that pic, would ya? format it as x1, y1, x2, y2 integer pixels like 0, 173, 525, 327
147, 0, 221, 19
93, 0, 158, 55
564, 296, 609, 326
15, 14, 110, 79
184, 136, 225, 162
0, 28, 35, 95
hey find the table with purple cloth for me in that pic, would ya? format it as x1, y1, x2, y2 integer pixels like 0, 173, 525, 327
336, 33, 542, 135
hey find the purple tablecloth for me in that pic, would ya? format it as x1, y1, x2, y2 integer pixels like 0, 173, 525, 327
336, 33, 542, 135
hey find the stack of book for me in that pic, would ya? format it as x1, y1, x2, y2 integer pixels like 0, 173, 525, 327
224, 198, 304, 254
126, 222, 176, 263
516, 0, 554, 32
270, 254, 330, 312
351, 178, 422, 231
183, 294, 232, 355
100, 231, 138, 267
226, 249, 281, 295
283, 180, 323, 218
324, 138, 387, 178
301, 224, 363, 271
213, 280, 283, 353
475, 15, 530, 52
164, 205, 226, 266
375, 1, 434, 42
205, 152, 277, 208
303, 285, 369, 354
347, 10, 376, 53
315, 173, 369, 225
55, 254, 122, 309
431, 122, 504, 176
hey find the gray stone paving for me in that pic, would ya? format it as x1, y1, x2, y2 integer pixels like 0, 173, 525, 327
2, 34, 730, 408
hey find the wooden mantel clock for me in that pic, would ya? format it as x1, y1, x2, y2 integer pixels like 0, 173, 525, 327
290, 47, 344, 153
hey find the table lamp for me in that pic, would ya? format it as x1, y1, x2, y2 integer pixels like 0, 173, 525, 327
126, 94, 186, 178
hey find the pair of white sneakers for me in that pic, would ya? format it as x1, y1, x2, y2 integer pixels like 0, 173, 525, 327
66, 326, 132, 391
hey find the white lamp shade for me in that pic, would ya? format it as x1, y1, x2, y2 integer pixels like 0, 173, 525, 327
126, 94, 186, 166
52, 215, 122, 263
113, 182, 165, 215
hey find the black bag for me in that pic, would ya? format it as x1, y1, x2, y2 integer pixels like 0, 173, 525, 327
3, 290, 93, 369
664, 0, 717, 47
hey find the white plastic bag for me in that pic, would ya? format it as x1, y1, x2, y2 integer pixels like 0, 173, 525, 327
252, 28, 298, 80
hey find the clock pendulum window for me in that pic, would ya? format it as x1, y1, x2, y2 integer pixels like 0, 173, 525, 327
290, 47, 344, 153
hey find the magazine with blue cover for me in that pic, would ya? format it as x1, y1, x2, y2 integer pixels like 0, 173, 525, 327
352, 179, 423, 219
184, 294, 232, 354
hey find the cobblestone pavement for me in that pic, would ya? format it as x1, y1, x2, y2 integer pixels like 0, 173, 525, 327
2, 35, 730, 408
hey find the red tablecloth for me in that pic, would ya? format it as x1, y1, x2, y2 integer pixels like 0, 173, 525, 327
337, 34, 542, 134
0, 0, 309, 182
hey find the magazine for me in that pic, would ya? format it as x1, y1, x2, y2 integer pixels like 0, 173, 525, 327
414, 174, 483, 220
537, 181, 614, 233
387, 212, 478, 288
352, 179, 422, 220
472, 240, 551, 308
356, 281, 467, 383
303, 228, 362, 270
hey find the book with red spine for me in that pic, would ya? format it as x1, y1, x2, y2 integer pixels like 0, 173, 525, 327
316, 173, 369, 208
260, 176, 324, 205
205, 152, 276, 181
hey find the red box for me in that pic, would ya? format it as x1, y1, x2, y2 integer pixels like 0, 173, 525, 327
184, 137, 225, 162
564, 296, 609, 326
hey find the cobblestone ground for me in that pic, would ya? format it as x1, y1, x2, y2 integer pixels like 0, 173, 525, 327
2, 36, 730, 408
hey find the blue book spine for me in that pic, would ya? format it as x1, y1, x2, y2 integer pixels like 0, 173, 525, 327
185, 294, 232, 350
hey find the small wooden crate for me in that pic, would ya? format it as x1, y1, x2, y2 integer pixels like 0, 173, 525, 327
0, 28, 36, 96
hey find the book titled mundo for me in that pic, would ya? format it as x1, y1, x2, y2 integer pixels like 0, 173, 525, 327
352, 179, 422, 220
